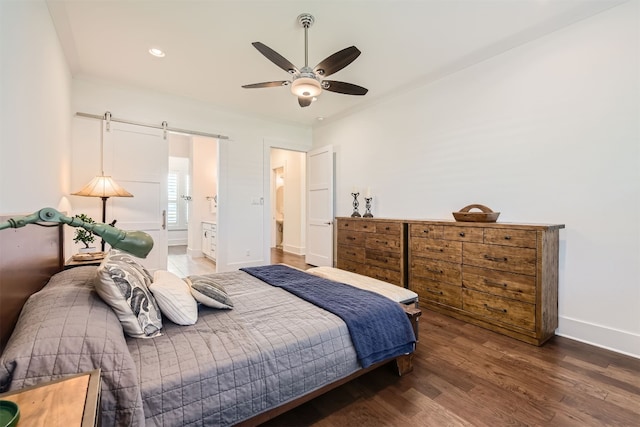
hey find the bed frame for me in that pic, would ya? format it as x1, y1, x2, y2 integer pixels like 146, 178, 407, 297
0, 216, 417, 425
0, 215, 64, 353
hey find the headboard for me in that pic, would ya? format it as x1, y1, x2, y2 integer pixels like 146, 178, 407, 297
0, 215, 63, 353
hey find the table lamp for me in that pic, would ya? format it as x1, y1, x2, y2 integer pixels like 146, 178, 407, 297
72, 175, 133, 251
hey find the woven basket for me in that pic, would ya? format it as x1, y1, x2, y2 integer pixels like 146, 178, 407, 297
452, 204, 500, 222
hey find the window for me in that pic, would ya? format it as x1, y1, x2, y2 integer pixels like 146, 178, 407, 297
168, 157, 190, 230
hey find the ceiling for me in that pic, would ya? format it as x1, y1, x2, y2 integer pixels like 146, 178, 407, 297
46, 0, 625, 127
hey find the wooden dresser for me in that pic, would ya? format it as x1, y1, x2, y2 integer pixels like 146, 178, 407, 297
336, 217, 407, 287
408, 220, 564, 345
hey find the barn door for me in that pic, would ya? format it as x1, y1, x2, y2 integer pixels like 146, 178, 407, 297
103, 121, 168, 271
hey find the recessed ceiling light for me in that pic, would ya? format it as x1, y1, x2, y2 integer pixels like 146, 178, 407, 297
317, 117, 324, 121
149, 48, 165, 58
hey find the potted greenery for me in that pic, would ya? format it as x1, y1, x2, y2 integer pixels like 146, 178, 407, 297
73, 213, 97, 253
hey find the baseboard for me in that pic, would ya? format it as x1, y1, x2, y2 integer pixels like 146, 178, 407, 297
558, 316, 640, 359
282, 244, 305, 256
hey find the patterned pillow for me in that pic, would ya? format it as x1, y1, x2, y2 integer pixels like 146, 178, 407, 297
186, 275, 233, 309
150, 270, 198, 325
94, 250, 162, 338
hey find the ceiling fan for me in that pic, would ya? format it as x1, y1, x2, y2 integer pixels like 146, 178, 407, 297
242, 13, 368, 108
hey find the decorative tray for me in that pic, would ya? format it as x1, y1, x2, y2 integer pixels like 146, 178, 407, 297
452, 204, 500, 222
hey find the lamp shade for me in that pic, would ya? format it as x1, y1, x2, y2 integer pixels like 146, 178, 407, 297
72, 176, 133, 198
290, 77, 322, 97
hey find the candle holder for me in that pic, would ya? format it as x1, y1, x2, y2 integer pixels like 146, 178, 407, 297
350, 192, 361, 217
363, 197, 373, 217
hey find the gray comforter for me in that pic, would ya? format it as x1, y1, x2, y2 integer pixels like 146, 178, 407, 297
130, 271, 360, 426
0, 268, 361, 426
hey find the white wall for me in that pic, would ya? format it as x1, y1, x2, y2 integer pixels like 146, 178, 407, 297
313, 2, 639, 357
0, 1, 72, 216
70, 79, 312, 271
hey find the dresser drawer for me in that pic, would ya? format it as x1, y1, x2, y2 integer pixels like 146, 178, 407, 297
483, 228, 537, 249
410, 257, 461, 286
410, 238, 462, 263
366, 249, 402, 271
338, 219, 375, 233
411, 276, 462, 308
463, 265, 536, 304
365, 234, 401, 251
366, 266, 402, 286
337, 245, 365, 263
336, 258, 367, 276
337, 230, 366, 246
410, 224, 444, 239
375, 221, 402, 235
443, 226, 484, 243
463, 243, 536, 276
463, 289, 535, 331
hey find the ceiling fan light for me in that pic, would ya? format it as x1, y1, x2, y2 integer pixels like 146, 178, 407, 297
291, 77, 322, 97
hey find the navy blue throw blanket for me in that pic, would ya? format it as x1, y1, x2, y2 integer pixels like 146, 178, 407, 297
240, 265, 415, 368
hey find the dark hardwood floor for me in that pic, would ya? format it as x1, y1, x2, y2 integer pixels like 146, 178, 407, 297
262, 301, 640, 426
169, 247, 639, 426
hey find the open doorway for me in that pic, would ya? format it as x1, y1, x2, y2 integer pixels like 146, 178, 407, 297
167, 133, 219, 276
270, 148, 306, 265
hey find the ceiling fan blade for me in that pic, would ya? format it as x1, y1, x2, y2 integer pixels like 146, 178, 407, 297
252, 42, 299, 74
298, 97, 312, 108
322, 80, 368, 96
242, 81, 289, 89
314, 46, 361, 77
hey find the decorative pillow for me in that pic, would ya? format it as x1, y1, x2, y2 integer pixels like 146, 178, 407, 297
94, 250, 162, 338
150, 270, 198, 325
186, 275, 233, 309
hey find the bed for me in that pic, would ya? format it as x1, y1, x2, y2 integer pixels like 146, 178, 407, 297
0, 221, 419, 426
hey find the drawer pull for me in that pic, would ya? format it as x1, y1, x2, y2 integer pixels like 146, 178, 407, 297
426, 288, 444, 296
484, 280, 508, 289
363, 225, 368, 229
347, 236, 356, 241
504, 236, 511, 240
422, 230, 429, 234
425, 267, 444, 274
459, 232, 466, 237
385, 227, 390, 231
347, 251, 356, 256
484, 255, 508, 262
375, 240, 389, 245
484, 304, 507, 314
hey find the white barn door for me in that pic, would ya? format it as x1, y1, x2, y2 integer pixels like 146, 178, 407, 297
305, 145, 334, 267
103, 121, 168, 271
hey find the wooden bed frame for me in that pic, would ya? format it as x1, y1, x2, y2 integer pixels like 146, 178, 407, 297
0, 215, 63, 353
0, 216, 418, 425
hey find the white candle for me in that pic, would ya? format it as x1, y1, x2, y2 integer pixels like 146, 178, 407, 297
365, 188, 371, 198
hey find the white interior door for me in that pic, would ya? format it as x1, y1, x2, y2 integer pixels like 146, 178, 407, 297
103, 121, 168, 271
305, 145, 334, 267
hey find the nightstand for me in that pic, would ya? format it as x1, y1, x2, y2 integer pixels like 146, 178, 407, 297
0, 369, 101, 426
64, 257, 103, 269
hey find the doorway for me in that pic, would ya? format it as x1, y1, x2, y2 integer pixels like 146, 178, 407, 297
166, 133, 218, 276
270, 148, 306, 262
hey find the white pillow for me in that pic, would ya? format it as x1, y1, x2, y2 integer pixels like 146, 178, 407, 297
186, 275, 233, 309
94, 250, 163, 338
150, 270, 198, 325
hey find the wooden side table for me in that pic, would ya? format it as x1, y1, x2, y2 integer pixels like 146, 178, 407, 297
64, 258, 103, 270
0, 369, 101, 426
